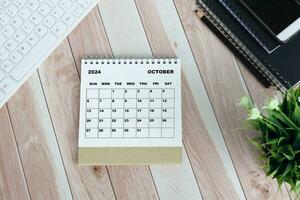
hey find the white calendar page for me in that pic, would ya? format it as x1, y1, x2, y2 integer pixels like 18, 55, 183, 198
79, 59, 182, 148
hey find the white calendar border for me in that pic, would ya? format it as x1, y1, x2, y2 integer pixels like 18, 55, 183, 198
78, 59, 182, 147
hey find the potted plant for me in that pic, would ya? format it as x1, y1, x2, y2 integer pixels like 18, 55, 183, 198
239, 87, 300, 194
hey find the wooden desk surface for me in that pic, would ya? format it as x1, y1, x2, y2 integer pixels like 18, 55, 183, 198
0, 0, 291, 199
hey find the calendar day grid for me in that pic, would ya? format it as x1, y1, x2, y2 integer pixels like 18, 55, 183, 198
85, 88, 176, 139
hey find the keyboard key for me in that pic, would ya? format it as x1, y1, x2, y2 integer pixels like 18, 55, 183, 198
0, 48, 9, 60
0, 35, 6, 45
0, 13, 10, 25
51, 7, 63, 18
27, 33, 39, 45
10, 51, 22, 64
19, 7, 31, 19
18, 42, 31, 54
13, 30, 26, 42
62, 13, 74, 25
2, 25, 15, 37
51, 21, 66, 36
11, 32, 56, 80
0, 0, 98, 106
22, 21, 34, 33
38, 4, 50, 16
27, 0, 39, 10
69, 2, 80, 11
47, 0, 59, 7
74, 6, 83, 17
0, 77, 15, 93
0, 91, 5, 101
43, 15, 55, 27
0, 71, 5, 81
69, 2, 80, 12
11, 16, 23, 28
30, 12, 42, 24
0, 91, 4, 101
35, 24, 47, 37
1, 60, 14, 72
60, 0, 72, 10
6, 4, 18, 16
14, 0, 27, 8
78, 0, 92, 8
3, 0, 12, 7
5, 39, 17, 51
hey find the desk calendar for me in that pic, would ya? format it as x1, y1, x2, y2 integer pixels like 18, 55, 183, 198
78, 59, 182, 165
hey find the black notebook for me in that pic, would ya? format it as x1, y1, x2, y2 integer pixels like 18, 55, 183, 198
197, 0, 300, 91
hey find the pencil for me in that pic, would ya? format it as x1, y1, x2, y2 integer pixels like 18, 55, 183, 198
195, 9, 204, 19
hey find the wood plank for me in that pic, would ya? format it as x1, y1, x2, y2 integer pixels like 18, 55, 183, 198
68, 7, 159, 200
0, 106, 30, 200
68, 9, 112, 73
173, 0, 291, 199
135, 0, 245, 199
149, 149, 202, 200
98, 1, 150, 56
100, 0, 241, 198
6, 72, 72, 199
143, 0, 246, 198
107, 166, 158, 200
98, 0, 202, 199
37, 38, 115, 200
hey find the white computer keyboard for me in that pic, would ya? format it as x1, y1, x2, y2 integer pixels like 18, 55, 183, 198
0, 0, 99, 108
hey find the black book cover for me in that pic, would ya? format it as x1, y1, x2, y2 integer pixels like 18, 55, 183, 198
197, 0, 300, 91
216, 0, 280, 53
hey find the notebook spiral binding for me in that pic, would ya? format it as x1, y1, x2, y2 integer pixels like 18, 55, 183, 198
217, 0, 280, 53
196, 1, 287, 92
82, 58, 179, 65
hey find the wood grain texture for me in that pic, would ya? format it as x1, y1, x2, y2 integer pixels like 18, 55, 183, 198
99, 1, 204, 199
139, 0, 246, 198
107, 166, 159, 200
0, 107, 30, 200
7, 72, 72, 200
0, 0, 293, 199
173, 0, 291, 199
68, 8, 112, 74
38, 39, 115, 200
237, 59, 280, 106
135, 0, 244, 199
149, 149, 203, 200
68, 7, 159, 200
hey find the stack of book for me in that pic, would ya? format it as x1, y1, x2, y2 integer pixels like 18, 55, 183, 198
197, 0, 300, 91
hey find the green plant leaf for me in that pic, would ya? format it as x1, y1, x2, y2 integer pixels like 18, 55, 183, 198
280, 91, 289, 114
263, 98, 280, 111
282, 163, 293, 177
292, 103, 300, 127
263, 137, 285, 146
295, 87, 300, 98
293, 130, 300, 149
270, 110, 298, 129
239, 88, 300, 191
249, 138, 263, 151
267, 167, 279, 178
248, 107, 263, 120
282, 146, 295, 161
239, 96, 253, 110
263, 119, 280, 134
293, 181, 300, 194
278, 137, 286, 145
